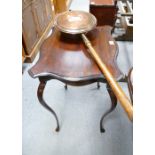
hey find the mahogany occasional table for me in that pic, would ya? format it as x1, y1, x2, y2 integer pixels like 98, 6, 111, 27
28, 26, 124, 133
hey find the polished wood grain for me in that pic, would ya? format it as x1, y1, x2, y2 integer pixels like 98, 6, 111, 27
29, 26, 122, 81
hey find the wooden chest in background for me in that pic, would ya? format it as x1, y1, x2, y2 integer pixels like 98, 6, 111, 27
22, 0, 55, 62
89, 0, 117, 27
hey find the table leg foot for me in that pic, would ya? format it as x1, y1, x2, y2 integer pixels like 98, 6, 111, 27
37, 80, 60, 132
97, 82, 100, 89
64, 83, 68, 90
100, 84, 117, 133
55, 126, 60, 132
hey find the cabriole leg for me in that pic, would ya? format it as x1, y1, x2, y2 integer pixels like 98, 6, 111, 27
37, 80, 60, 132
100, 83, 117, 133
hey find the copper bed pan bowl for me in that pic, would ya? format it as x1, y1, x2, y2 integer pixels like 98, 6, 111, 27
55, 10, 97, 34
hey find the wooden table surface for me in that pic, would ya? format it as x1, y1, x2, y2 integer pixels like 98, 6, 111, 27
29, 26, 123, 81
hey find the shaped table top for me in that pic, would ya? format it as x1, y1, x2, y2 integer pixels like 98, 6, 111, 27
29, 26, 123, 81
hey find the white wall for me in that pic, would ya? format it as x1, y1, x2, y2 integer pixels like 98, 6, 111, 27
69, 0, 89, 12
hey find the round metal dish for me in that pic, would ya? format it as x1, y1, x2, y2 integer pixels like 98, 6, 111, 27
55, 10, 97, 34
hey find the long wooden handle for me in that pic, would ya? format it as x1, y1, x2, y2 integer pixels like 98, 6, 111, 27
81, 34, 133, 121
